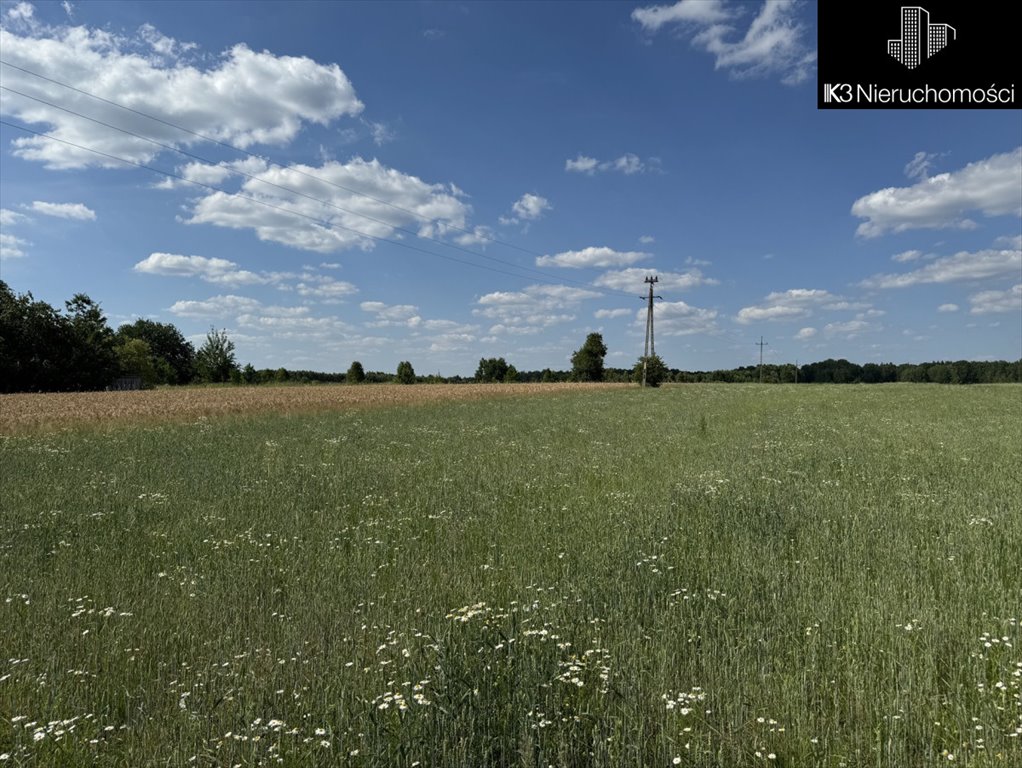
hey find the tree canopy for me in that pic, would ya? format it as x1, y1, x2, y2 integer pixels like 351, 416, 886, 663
571, 333, 608, 382
195, 328, 237, 383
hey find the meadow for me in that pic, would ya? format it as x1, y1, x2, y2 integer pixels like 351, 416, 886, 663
1, 384, 1020, 767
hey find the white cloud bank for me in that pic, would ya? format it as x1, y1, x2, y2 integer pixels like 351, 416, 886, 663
736, 289, 870, 324
852, 148, 1022, 238
860, 247, 1021, 289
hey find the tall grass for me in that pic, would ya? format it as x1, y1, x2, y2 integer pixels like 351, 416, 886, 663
1, 384, 1019, 766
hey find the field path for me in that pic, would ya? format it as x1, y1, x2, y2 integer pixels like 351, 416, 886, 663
0, 382, 628, 433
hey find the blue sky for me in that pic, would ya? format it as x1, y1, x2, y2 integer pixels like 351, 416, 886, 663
1, 0, 1019, 375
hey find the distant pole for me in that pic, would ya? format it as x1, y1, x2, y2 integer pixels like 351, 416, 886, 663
642, 275, 661, 387
756, 336, 769, 383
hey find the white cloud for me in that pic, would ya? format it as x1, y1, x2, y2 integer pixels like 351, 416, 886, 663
595, 308, 633, 319
594, 267, 717, 292
565, 152, 650, 175
938, 303, 959, 313
134, 253, 269, 286
0, 209, 28, 226
823, 320, 873, 337
0, 20, 363, 169
631, 0, 730, 30
635, 300, 718, 337
293, 276, 358, 299
852, 148, 1022, 238
536, 246, 651, 269
892, 249, 923, 263
736, 289, 868, 324
27, 201, 96, 220
475, 284, 599, 335
860, 247, 1021, 289
360, 301, 421, 327
565, 155, 599, 174
500, 193, 551, 225
634, 0, 816, 85
794, 327, 816, 340
186, 157, 473, 253
0, 232, 29, 259
639, 235, 655, 244
454, 225, 495, 247
169, 294, 262, 318
969, 284, 1021, 315
904, 151, 939, 181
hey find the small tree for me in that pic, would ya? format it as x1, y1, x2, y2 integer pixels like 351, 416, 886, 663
115, 338, 159, 387
633, 354, 668, 387
242, 363, 257, 384
475, 357, 509, 382
195, 327, 237, 383
504, 364, 518, 383
571, 333, 607, 382
347, 360, 366, 384
396, 360, 416, 384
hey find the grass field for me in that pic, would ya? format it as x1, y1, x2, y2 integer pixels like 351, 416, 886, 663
1, 384, 1020, 767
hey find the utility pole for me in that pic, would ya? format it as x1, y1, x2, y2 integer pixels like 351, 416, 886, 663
641, 275, 662, 387
756, 336, 769, 383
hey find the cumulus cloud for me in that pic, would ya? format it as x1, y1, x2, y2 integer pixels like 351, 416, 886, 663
0, 18, 363, 169
169, 294, 262, 318
360, 301, 422, 328
822, 319, 876, 337
0, 232, 29, 259
564, 152, 650, 175
594, 267, 717, 292
860, 247, 1021, 289
891, 249, 923, 263
0, 209, 28, 226
938, 303, 959, 313
27, 201, 96, 220
475, 284, 599, 335
536, 246, 651, 269
633, 0, 816, 85
635, 300, 718, 337
969, 284, 1021, 315
185, 157, 473, 253
852, 148, 1022, 238
736, 289, 870, 324
595, 308, 633, 319
499, 193, 551, 226
794, 327, 816, 340
639, 235, 655, 244
134, 253, 269, 286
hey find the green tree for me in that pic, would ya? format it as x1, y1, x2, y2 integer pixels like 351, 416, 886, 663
396, 360, 416, 384
633, 354, 668, 387
241, 363, 257, 384
504, 364, 519, 383
65, 294, 118, 390
114, 338, 159, 387
571, 333, 608, 382
0, 281, 72, 392
115, 319, 195, 384
347, 360, 366, 384
475, 357, 509, 382
195, 328, 237, 383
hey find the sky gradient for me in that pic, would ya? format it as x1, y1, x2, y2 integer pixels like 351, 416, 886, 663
1, 0, 1020, 375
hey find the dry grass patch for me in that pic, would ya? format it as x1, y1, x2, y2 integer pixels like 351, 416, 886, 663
0, 382, 628, 433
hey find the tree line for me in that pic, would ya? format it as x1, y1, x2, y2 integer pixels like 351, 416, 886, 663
2, 282, 1018, 392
